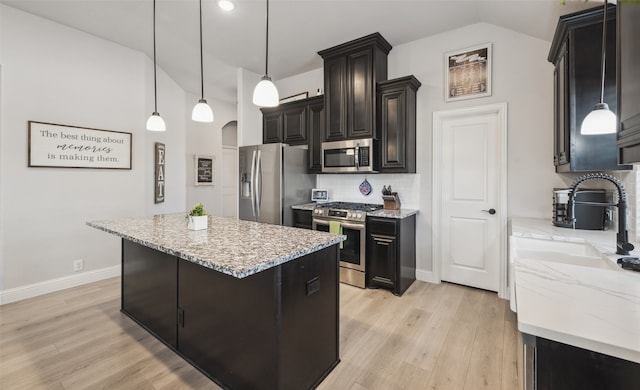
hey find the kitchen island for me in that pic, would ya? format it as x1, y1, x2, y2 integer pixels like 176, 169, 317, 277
88, 213, 345, 390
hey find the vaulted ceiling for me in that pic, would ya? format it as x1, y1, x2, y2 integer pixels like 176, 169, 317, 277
2, 0, 598, 102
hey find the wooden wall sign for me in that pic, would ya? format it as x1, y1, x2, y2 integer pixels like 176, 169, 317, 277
154, 142, 165, 204
28, 121, 132, 169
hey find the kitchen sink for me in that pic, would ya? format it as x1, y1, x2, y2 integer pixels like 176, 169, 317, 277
509, 236, 620, 312
511, 237, 618, 270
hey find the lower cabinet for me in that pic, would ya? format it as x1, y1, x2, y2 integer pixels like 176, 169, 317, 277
366, 215, 416, 296
523, 334, 640, 390
292, 209, 312, 229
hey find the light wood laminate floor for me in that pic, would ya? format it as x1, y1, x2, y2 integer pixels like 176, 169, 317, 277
0, 277, 521, 389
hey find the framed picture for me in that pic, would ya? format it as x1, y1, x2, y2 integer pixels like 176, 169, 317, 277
445, 43, 492, 102
154, 143, 165, 204
279, 92, 309, 104
28, 121, 132, 169
195, 155, 215, 186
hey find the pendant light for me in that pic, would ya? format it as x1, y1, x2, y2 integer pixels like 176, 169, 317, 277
146, 0, 166, 132
253, 0, 279, 107
580, 1, 615, 135
192, 0, 214, 122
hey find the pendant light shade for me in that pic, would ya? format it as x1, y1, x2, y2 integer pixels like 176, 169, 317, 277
581, 103, 616, 135
192, 0, 214, 123
580, 1, 615, 135
253, 0, 279, 107
147, 0, 166, 132
253, 76, 279, 107
192, 98, 214, 122
146, 112, 166, 132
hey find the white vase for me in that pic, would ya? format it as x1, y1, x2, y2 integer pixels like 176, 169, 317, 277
188, 215, 208, 231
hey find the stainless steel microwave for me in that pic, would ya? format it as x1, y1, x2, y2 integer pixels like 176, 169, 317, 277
321, 138, 375, 173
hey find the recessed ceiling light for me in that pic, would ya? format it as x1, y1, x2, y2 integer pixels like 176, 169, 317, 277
218, 0, 235, 11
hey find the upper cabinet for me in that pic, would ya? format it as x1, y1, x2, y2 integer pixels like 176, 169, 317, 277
377, 76, 421, 173
617, 2, 640, 164
261, 96, 324, 173
318, 33, 392, 142
548, 4, 630, 172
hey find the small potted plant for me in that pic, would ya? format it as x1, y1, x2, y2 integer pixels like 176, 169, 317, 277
187, 203, 208, 230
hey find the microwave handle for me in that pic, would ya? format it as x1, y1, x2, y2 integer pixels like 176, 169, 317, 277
354, 143, 359, 169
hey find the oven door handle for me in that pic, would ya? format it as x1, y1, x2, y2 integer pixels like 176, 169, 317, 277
313, 219, 365, 231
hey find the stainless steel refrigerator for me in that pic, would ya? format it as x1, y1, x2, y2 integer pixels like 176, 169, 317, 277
238, 143, 314, 226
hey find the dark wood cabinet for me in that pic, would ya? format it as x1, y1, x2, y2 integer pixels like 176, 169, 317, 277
526, 336, 640, 389
122, 239, 177, 347
366, 215, 416, 296
377, 76, 421, 173
319, 33, 391, 142
307, 97, 325, 173
292, 209, 312, 229
263, 110, 283, 144
548, 4, 630, 172
261, 98, 309, 146
261, 96, 324, 173
617, 2, 640, 163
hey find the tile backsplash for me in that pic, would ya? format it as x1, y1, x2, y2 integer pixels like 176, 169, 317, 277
315, 174, 420, 209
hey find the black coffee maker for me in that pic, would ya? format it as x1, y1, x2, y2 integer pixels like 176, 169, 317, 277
553, 188, 612, 230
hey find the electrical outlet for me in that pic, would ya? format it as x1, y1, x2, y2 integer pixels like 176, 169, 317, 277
73, 259, 84, 272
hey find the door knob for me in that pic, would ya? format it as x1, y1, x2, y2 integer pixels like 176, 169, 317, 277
482, 208, 496, 215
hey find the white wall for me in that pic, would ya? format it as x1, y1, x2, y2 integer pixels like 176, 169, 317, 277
0, 6, 187, 295
276, 68, 323, 101
184, 93, 237, 217
237, 68, 262, 147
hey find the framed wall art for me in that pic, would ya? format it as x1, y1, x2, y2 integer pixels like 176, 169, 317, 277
28, 121, 132, 169
444, 43, 492, 102
195, 155, 215, 186
155, 142, 165, 204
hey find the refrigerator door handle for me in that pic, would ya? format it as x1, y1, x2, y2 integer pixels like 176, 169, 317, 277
250, 150, 257, 217
256, 150, 262, 218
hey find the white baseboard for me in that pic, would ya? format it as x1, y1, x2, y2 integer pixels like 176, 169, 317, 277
416, 269, 439, 284
0, 265, 120, 305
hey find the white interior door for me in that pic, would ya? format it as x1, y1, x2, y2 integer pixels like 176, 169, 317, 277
222, 146, 237, 218
433, 103, 507, 295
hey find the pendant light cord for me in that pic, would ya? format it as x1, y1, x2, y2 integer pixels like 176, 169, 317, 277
199, 0, 205, 99
265, 0, 269, 76
599, 1, 608, 104
153, 0, 158, 113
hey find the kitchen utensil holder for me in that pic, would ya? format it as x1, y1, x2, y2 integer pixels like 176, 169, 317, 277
382, 194, 401, 210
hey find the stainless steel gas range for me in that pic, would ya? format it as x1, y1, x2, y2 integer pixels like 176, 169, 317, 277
311, 202, 383, 288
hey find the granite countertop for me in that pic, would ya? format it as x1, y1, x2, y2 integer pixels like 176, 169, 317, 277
291, 202, 418, 219
511, 217, 640, 363
87, 213, 345, 279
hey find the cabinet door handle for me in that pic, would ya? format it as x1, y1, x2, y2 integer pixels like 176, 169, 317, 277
482, 208, 496, 215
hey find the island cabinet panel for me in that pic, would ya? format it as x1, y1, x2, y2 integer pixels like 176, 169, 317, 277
280, 245, 339, 390
121, 239, 177, 348
617, 2, 640, 163
177, 259, 279, 390
532, 336, 640, 389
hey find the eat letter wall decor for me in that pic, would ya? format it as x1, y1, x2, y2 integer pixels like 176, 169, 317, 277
155, 142, 165, 203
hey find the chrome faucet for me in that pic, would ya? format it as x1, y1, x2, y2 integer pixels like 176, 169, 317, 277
567, 173, 634, 255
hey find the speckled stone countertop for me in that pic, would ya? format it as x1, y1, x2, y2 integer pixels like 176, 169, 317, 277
511, 218, 640, 363
291, 202, 418, 219
87, 213, 345, 279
